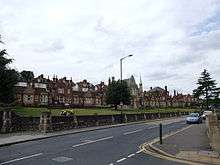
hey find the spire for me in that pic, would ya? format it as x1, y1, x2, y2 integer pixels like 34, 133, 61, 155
139, 74, 142, 85
139, 74, 143, 94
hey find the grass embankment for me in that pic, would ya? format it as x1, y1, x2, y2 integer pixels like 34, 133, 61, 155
2, 107, 195, 117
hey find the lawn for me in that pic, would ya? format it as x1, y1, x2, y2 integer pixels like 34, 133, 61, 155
3, 107, 195, 117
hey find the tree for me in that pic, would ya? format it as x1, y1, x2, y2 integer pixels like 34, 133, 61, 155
0, 37, 19, 106
20, 70, 34, 82
105, 80, 131, 110
193, 69, 220, 109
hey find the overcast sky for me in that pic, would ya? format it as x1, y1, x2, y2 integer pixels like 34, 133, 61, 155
0, 0, 220, 94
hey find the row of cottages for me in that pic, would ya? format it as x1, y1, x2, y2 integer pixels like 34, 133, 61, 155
143, 86, 195, 108
15, 75, 107, 107
121, 75, 194, 109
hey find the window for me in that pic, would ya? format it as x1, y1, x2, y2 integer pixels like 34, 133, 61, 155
58, 88, 64, 94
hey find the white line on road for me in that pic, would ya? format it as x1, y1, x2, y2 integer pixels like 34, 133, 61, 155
116, 158, 127, 163
136, 149, 143, 154
123, 129, 142, 135
148, 126, 158, 129
72, 136, 113, 148
0, 153, 43, 165
127, 153, 135, 158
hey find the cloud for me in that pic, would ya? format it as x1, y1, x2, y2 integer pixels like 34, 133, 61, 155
35, 39, 65, 52
146, 71, 179, 81
0, 0, 220, 93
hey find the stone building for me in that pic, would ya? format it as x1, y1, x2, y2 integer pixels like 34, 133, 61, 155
143, 86, 171, 108
15, 75, 107, 108
48, 76, 75, 106
143, 87, 194, 108
15, 75, 49, 106
171, 91, 194, 108
15, 73, 194, 109
124, 75, 143, 109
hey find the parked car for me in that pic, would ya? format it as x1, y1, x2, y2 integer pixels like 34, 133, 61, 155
186, 113, 202, 124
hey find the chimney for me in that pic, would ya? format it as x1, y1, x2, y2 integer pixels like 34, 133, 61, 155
165, 86, 167, 92
174, 90, 176, 96
112, 76, 115, 82
53, 75, 56, 82
150, 87, 153, 90
108, 77, 111, 85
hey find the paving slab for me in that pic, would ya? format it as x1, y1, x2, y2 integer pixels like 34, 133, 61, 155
154, 123, 220, 164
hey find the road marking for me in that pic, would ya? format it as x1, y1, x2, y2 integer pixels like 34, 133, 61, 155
72, 136, 113, 148
148, 126, 158, 129
0, 153, 43, 165
52, 156, 73, 163
109, 163, 114, 165
136, 149, 143, 154
127, 153, 135, 158
123, 129, 142, 135
116, 158, 127, 163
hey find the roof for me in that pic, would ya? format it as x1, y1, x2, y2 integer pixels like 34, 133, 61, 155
123, 75, 138, 89
148, 87, 165, 93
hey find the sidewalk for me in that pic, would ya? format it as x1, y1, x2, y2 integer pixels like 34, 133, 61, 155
153, 123, 220, 165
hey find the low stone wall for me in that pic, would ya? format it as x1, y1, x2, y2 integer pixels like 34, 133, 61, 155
206, 113, 220, 153
0, 110, 190, 133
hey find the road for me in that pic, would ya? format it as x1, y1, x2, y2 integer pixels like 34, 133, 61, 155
0, 118, 187, 165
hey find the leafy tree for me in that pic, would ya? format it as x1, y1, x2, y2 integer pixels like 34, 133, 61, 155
105, 80, 131, 110
193, 69, 220, 109
0, 37, 19, 106
20, 70, 34, 82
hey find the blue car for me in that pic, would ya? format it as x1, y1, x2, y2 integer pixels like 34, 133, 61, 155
186, 113, 202, 124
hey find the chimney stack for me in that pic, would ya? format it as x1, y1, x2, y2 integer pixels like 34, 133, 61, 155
108, 77, 111, 85
112, 76, 115, 82
165, 86, 167, 92
174, 90, 176, 96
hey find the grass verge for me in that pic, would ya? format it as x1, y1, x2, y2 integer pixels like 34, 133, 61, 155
0, 107, 196, 117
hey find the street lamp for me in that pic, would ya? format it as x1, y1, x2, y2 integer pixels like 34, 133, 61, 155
120, 54, 133, 81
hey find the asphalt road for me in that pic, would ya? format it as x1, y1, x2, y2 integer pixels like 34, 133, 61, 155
0, 118, 188, 165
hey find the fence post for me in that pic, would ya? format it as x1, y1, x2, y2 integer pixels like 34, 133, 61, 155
73, 115, 78, 128
1, 108, 12, 133
144, 113, 147, 120
39, 112, 52, 133
135, 114, 138, 121
111, 115, 115, 124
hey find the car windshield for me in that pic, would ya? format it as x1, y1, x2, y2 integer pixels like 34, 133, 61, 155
189, 113, 199, 117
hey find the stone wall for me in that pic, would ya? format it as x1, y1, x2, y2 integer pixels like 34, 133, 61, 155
0, 110, 190, 133
206, 113, 220, 153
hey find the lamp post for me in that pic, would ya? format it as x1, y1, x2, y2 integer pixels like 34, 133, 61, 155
119, 54, 133, 111
120, 54, 133, 81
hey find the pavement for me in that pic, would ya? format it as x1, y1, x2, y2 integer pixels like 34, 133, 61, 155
0, 117, 187, 165
148, 123, 220, 165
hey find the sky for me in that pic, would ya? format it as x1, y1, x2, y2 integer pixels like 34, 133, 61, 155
0, 0, 220, 94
